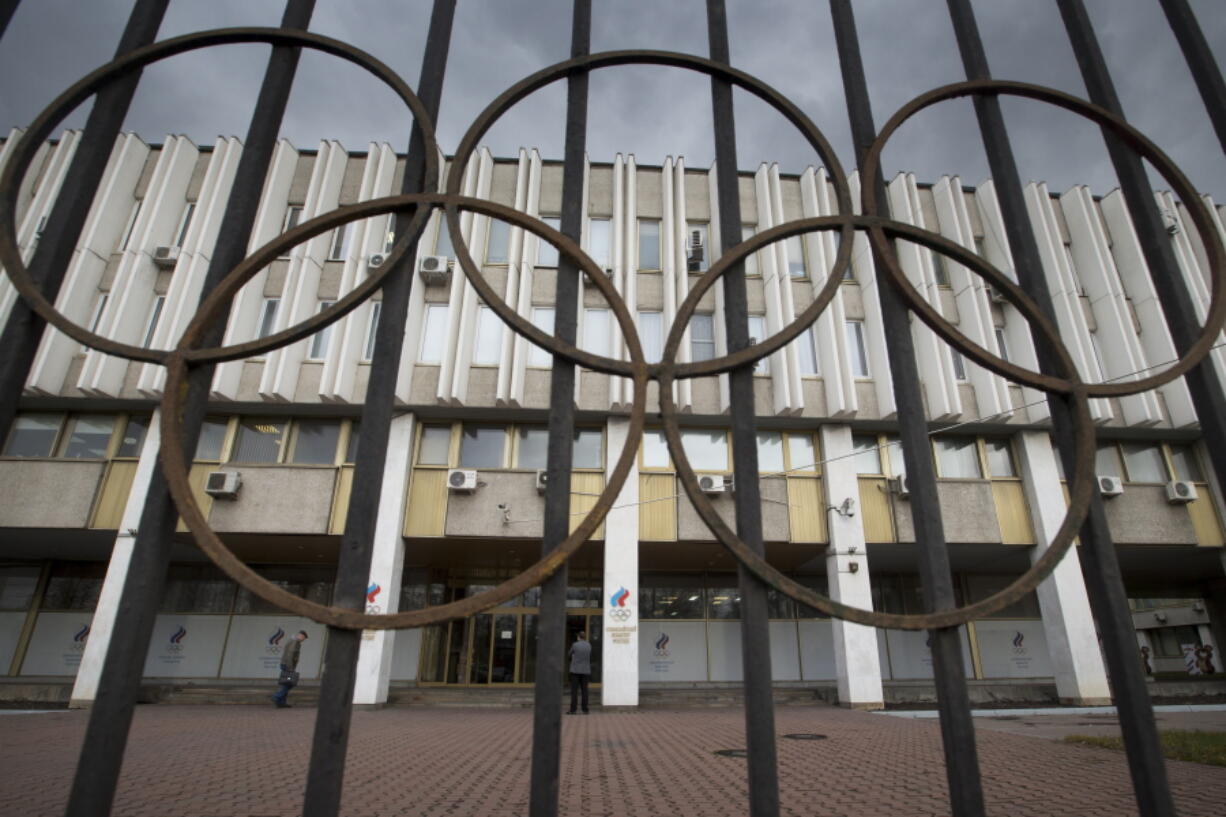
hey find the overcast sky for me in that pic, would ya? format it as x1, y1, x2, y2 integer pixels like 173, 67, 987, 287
1, 0, 1224, 201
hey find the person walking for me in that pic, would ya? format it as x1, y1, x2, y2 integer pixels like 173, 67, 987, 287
567, 631, 592, 715
271, 630, 308, 708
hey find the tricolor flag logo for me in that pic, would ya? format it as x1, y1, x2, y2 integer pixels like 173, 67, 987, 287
73, 624, 90, 643
269, 627, 285, 646
655, 633, 670, 651
1012, 631, 1025, 649
169, 626, 187, 644
610, 587, 629, 608
367, 583, 382, 604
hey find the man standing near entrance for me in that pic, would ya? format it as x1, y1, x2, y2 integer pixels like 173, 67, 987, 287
567, 632, 592, 714
271, 630, 307, 708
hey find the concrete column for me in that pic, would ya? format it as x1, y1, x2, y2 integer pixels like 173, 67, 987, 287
70, 411, 163, 708
600, 416, 639, 707
819, 425, 884, 710
353, 412, 416, 707
1016, 430, 1112, 705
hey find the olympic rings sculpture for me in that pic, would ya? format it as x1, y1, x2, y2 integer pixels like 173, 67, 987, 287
1, 28, 1222, 632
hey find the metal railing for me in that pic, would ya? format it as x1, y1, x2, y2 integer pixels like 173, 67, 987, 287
0, 1, 1223, 815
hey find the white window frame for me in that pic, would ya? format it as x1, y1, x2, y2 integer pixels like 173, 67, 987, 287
307, 301, 336, 360
329, 222, 352, 261
528, 307, 555, 368
536, 215, 561, 267
845, 319, 870, 378
638, 219, 661, 271
363, 301, 381, 361
796, 326, 819, 376
257, 297, 280, 340
582, 308, 611, 357
472, 305, 503, 366
280, 206, 304, 258
119, 200, 142, 251
174, 202, 196, 248
691, 313, 716, 362
419, 304, 449, 364
141, 295, 165, 349
588, 217, 612, 270
638, 310, 663, 363
748, 315, 769, 374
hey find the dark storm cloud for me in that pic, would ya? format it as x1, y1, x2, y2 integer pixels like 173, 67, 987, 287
1, 0, 1223, 199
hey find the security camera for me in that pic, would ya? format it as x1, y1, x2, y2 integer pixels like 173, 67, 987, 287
497, 503, 508, 511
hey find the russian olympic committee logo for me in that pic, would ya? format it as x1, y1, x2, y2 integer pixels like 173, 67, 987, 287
608, 586, 631, 621
166, 625, 187, 653
654, 632, 671, 657
1012, 631, 1027, 655
70, 623, 91, 652
266, 626, 286, 654
366, 582, 383, 614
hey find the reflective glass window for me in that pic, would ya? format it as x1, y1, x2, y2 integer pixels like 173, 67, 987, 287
472, 305, 503, 365
573, 429, 603, 469
536, 216, 560, 267
459, 425, 506, 468
60, 415, 114, 459
588, 218, 611, 269
528, 307, 554, 367
232, 419, 287, 463
516, 427, 548, 470
757, 431, 784, 473
583, 308, 610, 357
852, 434, 883, 475
638, 219, 660, 270
691, 313, 715, 362
845, 320, 869, 377
291, 420, 341, 465
195, 418, 229, 461
787, 433, 818, 473
1095, 443, 1122, 477
680, 429, 728, 471
417, 426, 452, 466
1169, 444, 1205, 482
1121, 442, 1167, 483
4, 413, 62, 457
115, 415, 150, 458
419, 304, 448, 363
485, 218, 510, 264
642, 430, 670, 469
934, 437, 982, 478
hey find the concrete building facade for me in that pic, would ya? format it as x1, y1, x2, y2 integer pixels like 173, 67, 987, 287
1, 129, 1224, 709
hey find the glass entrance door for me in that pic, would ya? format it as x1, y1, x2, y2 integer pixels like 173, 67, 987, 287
565, 613, 602, 682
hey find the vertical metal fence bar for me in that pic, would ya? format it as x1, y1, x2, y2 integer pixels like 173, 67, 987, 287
0, 0, 169, 445
828, 3, 986, 814
1159, 0, 1226, 158
301, 3, 454, 815
1056, 0, 1226, 495
528, 3, 590, 815
944, 2, 1176, 813
64, 2, 315, 815
704, 3, 780, 815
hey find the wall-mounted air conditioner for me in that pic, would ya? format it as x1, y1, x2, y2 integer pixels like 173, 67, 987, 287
535, 470, 549, 493
419, 255, 451, 286
1097, 475, 1124, 498
698, 474, 726, 494
1165, 480, 1197, 504
447, 468, 477, 492
204, 470, 241, 499
892, 474, 910, 498
368, 252, 389, 269
152, 245, 180, 269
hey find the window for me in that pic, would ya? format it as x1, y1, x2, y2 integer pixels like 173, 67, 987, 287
195, 418, 229, 461
638, 219, 660, 270
459, 425, 506, 468
434, 215, 455, 257
484, 218, 510, 264
741, 226, 759, 277
528, 307, 554, 367
845, 320, 869, 378
159, 565, 235, 614
951, 350, 967, 381
231, 419, 288, 463
984, 438, 1017, 478
932, 252, 951, 286
686, 222, 708, 271
42, 563, 105, 611
472, 305, 502, 365
588, 218, 611, 269
641, 430, 670, 469
307, 301, 335, 360
329, 222, 352, 261
380, 216, 396, 255
175, 202, 196, 247
934, 437, 982, 478
707, 585, 742, 619
691, 313, 715, 362
795, 326, 819, 375
886, 435, 906, 477
290, 419, 341, 465
640, 575, 705, 619
994, 327, 1009, 363
639, 311, 663, 363
257, 298, 279, 340
417, 426, 451, 466
419, 304, 448, 363
537, 216, 560, 267
515, 427, 549, 470
582, 308, 610, 357
120, 200, 142, 250
3, 413, 63, 457
0, 565, 41, 610
748, 315, 768, 374
851, 433, 882, 474
1169, 444, 1205, 482
973, 236, 987, 258
964, 574, 1040, 618
1088, 331, 1108, 380
345, 421, 360, 463
363, 302, 381, 361
115, 415, 150, 458
280, 206, 303, 258
86, 292, 109, 336
787, 433, 818, 473
141, 295, 165, 349
1095, 443, 1122, 477
757, 431, 784, 473
680, 429, 729, 471
573, 428, 603, 469
785, 235, 806, 278
1121, 442, 1167, 484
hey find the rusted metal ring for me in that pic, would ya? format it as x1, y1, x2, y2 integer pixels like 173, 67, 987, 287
0, 27, 439, 365
861, 79, 1226, 399
657, 210, 1098, 630
159, 193, 650, 631
443, 49, 854, 375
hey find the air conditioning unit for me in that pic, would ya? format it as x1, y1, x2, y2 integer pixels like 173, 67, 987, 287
204, 470, 241, 499
535, 470, 549, 493
447, 468, 477, 492
1162, 210, 1179, 235
1097, 474, 1124, 498
1165, 479, 1198, 504
368, 252, 389, 269
152, 245, 180, 269
418, 255, 451, 286
892, 474, 910, 498
988, 285, 1008, 304
698, 474, 726, 494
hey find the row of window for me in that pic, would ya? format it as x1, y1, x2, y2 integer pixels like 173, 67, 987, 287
415, 423, 605, 471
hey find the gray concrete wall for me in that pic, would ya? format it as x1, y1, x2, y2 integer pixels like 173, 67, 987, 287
892, 481, 1002, 544
1105, 487, 1198, 545
0, 461, 106, 528
445, 471, 544, 539
208, 466, 336, 534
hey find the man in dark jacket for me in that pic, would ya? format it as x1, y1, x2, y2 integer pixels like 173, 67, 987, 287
271, 630, 308, 708
566, 632, 592, 715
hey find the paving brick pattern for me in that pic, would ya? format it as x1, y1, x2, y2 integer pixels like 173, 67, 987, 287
1, 704, 1224, 816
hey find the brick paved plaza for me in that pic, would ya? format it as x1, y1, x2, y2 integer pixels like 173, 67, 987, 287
2, 704, 1224, 817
